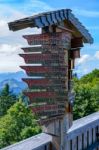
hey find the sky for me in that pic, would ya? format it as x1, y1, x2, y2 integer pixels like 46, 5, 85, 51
0, 0, 99, 77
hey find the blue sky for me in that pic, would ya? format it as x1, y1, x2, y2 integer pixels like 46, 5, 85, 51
0, 0, 99, 76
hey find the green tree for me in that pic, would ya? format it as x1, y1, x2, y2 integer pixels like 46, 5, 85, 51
73, 69, 99, 120
18, 92, 29, 105
0, 101, 42, 149
0, 84, 16, 116
1, 84, 10, 96
85, 83, 99, 116
73, 84, 91, 119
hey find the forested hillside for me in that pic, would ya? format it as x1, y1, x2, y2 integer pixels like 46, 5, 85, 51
0, 84, 41, 149
73, 69, 99, 120
0, 69, 99, 148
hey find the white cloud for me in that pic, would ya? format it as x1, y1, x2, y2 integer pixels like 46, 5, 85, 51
95, 51, 99, 59
0, 6, 27, 40
0, 0, 52, 73
0, 20, 11, 37
74, 8, 99, 18
0, 44, 25, 73
74, 51, 99, 77
0, 44, 22, 54
1, 1, 98, 74
74, 67, 89, 75
75, 54, 90, 65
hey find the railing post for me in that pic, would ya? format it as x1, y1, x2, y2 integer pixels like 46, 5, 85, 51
78, 134, 82, 150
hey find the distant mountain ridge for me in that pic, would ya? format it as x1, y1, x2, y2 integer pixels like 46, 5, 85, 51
0, 79, 27, 95
0, 71, 27, 82
0, 71, 27, 95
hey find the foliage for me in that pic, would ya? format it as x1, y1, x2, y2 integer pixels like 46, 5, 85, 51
0, 84, 16, 116
20, 126, 41, 139
0, 101, 42, 149
73, 69, 99, 120
18, 92, 29, 105
1, 69, 99, 148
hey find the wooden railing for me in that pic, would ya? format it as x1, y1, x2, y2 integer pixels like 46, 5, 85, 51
1, 112, 99, 150
1, 133, 52, 150
66, 112, 99, 150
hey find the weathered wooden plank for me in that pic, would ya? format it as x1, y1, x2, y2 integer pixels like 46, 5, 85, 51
22, 72, 67, 77
35, 17, 44, 28
21, 47, 67, 55
24, 96, 66, 103
26, 39, 70, 47
23, 78, 66, 85
93, 128, 96, 143
69, 59, 75, 70
20, 53, 66, 64
71, 37, 83, 48
21, 46, 65, 52
23, 85, 67, 91
24, 91, 68, 100
67, 112, 99, 141
60, 10, 65, 20
70, 48, 80, 59
41, 16, 49, 26
63, 9, 68, 19
64, 139, 70, 150
0, 133, 52, 150
72, 138, 77, 150
97, 126, 99, 150
26, 72, 67, 77
51, 13, 57, 23
83, 131, 88, 149
20, 66, 68, 77
20, 66, 67, 73
30, 104, 65, 117
78, 134, 82, 150
40, 115, 63, 125
46, 14, 53, 25
21, 47, 42, 52
88, 128, 93, 146
68, 12, 93, 44
55, 11, 62, 22
85, 141, 99, 150
23, 32, 71, 47
22, 78, 67, 90
93, 128, 97, 150
31, 104, 58, 112
23, 85, 67, 92
24, 91, 56, 99
23, 32, 71, 42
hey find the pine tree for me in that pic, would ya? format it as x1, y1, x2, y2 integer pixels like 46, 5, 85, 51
0, 84, 16, 116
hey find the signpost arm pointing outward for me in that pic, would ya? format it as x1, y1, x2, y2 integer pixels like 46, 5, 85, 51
8, 8, 93, 150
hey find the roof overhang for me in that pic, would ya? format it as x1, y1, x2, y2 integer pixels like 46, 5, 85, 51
8, 9, 93, 44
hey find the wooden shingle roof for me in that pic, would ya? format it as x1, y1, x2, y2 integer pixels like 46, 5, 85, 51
8, 9, 93, 44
